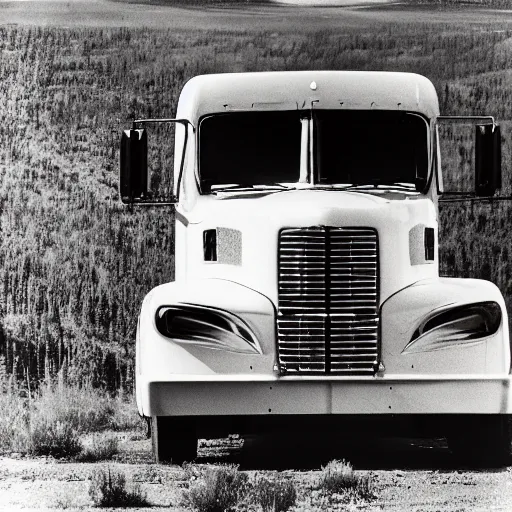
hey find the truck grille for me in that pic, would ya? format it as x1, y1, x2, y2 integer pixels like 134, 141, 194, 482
277, 227, 379, 375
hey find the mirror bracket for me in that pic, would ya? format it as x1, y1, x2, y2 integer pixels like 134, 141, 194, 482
437, 115, 496, 128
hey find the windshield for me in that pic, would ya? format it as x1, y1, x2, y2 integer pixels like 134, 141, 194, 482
314, 111, 428, 187
199, 111, 302, 192
198, 110, 429, 193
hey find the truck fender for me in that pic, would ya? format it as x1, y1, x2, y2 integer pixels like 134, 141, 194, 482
136, 278, 276, 416
380, 277, 510, 371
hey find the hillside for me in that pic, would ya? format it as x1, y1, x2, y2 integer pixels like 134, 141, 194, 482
404, 0, 512, 6
1, 23, 512, 390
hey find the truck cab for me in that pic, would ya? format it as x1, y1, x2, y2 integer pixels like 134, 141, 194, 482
121, 71, 510, 465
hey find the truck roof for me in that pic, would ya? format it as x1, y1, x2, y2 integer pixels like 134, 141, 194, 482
177, 71, 440, 121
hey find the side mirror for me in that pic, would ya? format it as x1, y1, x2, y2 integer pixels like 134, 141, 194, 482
120, 118, 193, 205
120, 128, 148, 203
475, 124, 501, 197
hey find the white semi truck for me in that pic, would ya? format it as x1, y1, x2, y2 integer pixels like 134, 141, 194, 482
120, 71, 509, 465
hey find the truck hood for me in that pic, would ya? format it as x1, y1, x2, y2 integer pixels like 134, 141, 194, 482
183, 189, 420, 224
176, 189, 438, 307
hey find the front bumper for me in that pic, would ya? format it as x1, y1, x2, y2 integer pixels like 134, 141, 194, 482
141, 374, 512, 417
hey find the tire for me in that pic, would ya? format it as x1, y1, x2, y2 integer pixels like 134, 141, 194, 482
151, 416, 198, 464
447, 415, 512, 467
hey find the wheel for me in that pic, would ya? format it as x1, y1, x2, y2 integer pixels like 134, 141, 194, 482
151, 416, 198, 464
447, 415, 512, 467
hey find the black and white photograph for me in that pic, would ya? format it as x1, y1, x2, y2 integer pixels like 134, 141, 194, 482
1, 0, 512, 510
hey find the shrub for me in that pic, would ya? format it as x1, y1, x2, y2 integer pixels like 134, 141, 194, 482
318, 460, 374, 500
0, 382, 31, 453
29, 420, 82, 459
33, 382, 115, 433
88, 467, 150, 507
186, 464, 249, 512
252, 475, 297, 512
77, 434, 119, 462
0, 381, 144, 456
108, 393, 145, 432
33, 383, 145, 434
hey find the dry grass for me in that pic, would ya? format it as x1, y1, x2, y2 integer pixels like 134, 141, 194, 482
32, 383, 115, 433
318, 459, 375, 499
29, 420, 82, 459
0, 379, 31, 453
77, 433, 119, 462
89, 467, 151, 507
184, 464, 250, 512
0, 379, 143, 457
252, 474, 297, 512
183, 461, 375, 511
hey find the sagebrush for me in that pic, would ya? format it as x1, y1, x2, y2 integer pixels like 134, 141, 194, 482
185, 464, 250, 512
77, 434, 119, 462
89, 467, 150, 507
318, 459, 374, 499
0, 379, 141, 455
29, 420, 82, 458
252, 475, 297, 512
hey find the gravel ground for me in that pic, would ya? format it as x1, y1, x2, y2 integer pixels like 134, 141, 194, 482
1, 433, 512, 511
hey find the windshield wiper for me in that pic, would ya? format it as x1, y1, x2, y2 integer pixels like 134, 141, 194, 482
370, 182, 417, 191
210, 183, 294, 193
315, 182, 416, 192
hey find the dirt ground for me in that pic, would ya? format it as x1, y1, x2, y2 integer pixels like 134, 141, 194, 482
1, 433, 512, 511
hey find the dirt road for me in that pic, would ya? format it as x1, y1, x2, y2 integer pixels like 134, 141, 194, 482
1, 433, 512, 511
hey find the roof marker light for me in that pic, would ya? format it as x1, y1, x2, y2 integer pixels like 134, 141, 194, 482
310, 81, 317, 91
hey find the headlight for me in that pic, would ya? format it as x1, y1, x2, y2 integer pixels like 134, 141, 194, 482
402, 301, 501, 354
155, 303, 262, 354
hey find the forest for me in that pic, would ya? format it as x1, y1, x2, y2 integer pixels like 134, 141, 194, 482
1, 22, 512, 392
